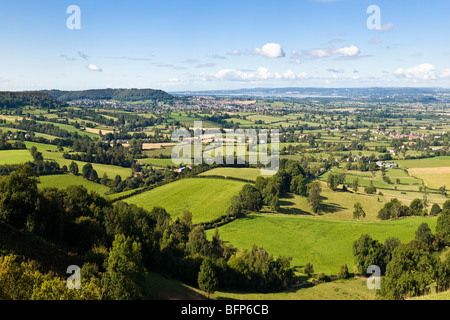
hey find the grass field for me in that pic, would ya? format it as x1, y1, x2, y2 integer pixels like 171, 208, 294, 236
0, 149, 34, 165
397, 156, 450, 168
408, 167, 450, 189
207, 213, 438, 275
277, 185, 386, 221
199, 167, 272, 181
213, 278, 377, 300
38, 174, 110, 195
124, 178, 247, 224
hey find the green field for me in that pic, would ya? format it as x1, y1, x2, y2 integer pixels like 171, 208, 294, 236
199, 167, 273, 181
38, 174, 110, 195
213, 278, 376, 300
397, 156, 450, 168
207, 213, 438, 275
0, 149, 34, 165
124, 178, 247, 224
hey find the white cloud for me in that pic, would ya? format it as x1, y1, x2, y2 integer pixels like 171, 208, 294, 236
394, 64, 436, 80
305, 48, 331, 58
205, 67, 308, 82
254, 43, 285, 58
303, 45, 361, 59
228, 49, 243, 56
87, 64, 102, 72
331, 45, 360, 57
440, 68, 450, 79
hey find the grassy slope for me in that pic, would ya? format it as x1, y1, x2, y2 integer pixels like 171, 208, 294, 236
38, 174, 110, 195
207, 213, 438, 275
199, 167, 273, 181
124, 178, 247, 224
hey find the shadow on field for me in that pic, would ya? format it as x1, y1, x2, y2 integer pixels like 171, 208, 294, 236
320, 202, 346, 213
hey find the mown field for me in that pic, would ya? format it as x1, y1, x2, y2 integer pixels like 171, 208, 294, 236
207, 213, 438, 275
124, 178, 247, 224
38, 174, 110, 195
199, 167, 273, 181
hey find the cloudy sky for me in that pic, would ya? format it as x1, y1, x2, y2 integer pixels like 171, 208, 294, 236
1, 0, 450, 91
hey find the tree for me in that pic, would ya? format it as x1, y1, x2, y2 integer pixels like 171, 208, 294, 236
102, 234, 148, 300
226, 196, 243, 218
100, 172, 109, 185
186, 226, 209, 256
415, 223, 434, 249
379, 240, 439, 300
353, 202, 366, 220
364, 185, 377, 194
82, 163, 94, 179
338, 264, 350, 279
69, 161, 79, 176
303, 263, 314, 276
307, 181, 322, 213
351, 179, 359, 193
352, 234, 387, 275
409, 198, 424, 216
0, 165, 39, 228
30, 146, 43, 163
239, 184, 263, 212
198, 258, 218, 298
430, 203, 442, 216
436, 209, 450, 246
290, 174, 307, 196
443, 200, 450, 211
88, 168, 99, 183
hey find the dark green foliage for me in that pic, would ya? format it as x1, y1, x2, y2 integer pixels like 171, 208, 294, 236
436, 209, 450, 246
377, 198, 411, 220
197, 258, 218, 297
238, 184, 263, 212
290, 174, 307, 196
379, 240, 440, 300
307, 181, 322, 213
430, 203, 441, 216
352, 234, 387, 274
0, 165, 39, 228
102, 234, 148, 300
327, 173, 345, 191
304, 262, 314, 276
415, 223, 434, 249
69, 161, 79, 176
353, 202, 366, 220
45, 88, 173, 102
338, 264, 350, 279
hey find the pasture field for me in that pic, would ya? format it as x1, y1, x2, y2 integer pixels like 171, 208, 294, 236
277, 184, 386, 221
213, 278, 376, 300
207, 213, 438, 275
199, 167, 272, 181
0, 149, 34, 165
37, 120, 99, 138
124, 178, 247, 224
38, 174, 110, 195
137, 158, 176, 167
408, 167, 450, 189
397, 156, 450, 168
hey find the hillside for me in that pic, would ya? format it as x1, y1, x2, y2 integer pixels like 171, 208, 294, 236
0, 91, 68, 109
44, 88, 174, 102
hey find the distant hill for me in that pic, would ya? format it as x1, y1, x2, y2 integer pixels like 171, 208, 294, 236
44, 88, 174, 102
0, 91, 68, 109
171, 87, 450, 102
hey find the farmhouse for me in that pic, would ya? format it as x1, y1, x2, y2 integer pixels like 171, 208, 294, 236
376, 161, 398, 168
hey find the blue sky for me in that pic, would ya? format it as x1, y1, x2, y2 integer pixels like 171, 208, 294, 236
1, 0, 450, 91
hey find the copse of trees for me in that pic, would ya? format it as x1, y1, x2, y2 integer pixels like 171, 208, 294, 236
354, 223, 450, 300
0, 165, 296, 298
